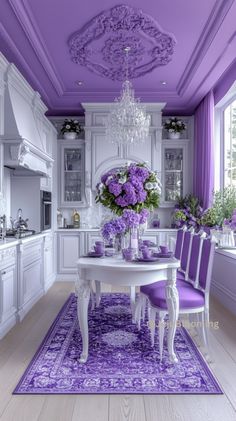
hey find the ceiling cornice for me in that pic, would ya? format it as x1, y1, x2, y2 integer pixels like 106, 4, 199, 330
8, 0, 65, 96
177, 0, 235, 96
185, 31, 236, 110
0, 22, 53, 108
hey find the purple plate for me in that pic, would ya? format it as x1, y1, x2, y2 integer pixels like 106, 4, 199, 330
86, 252, 104, 258
136, 257, 160, 263
153, 251, 173, 258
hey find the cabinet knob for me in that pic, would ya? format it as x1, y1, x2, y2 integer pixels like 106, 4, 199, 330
1, 271, 6, 275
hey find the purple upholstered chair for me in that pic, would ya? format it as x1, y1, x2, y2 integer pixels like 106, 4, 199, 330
140, 228, 194, 302
174, 226, 187, 260
139, 237, 215, 361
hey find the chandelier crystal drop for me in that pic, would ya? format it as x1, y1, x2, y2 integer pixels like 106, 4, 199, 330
106, 49, 151, 145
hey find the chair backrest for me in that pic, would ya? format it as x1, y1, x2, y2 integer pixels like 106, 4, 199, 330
180, 229, 194, 274
198, 238, 216, 292
187, 232, 206, 286
174, 226, 187, 260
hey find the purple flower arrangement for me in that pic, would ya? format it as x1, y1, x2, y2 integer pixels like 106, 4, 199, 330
223, 208, 236, 230
97, 163, 161, 244
172, 195, 203, 229
101, 209, 150, 240
96, 163, 161, 215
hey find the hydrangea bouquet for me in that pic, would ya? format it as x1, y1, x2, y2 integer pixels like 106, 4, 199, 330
172, 194, 203, 228
96, 163, 161, 216
101, 209, 150, 240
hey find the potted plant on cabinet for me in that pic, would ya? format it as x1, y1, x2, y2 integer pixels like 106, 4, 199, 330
61, 118, 82, 140
164, 117, 187, 139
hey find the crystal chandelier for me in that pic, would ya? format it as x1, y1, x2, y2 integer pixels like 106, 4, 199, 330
106, 47, 150, 145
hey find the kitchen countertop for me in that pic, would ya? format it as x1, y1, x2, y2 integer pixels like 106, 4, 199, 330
0, 230, 52, 250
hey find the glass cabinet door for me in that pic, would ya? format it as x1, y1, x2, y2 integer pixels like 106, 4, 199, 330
164, 148, 183, 202
61, 146, 84, 206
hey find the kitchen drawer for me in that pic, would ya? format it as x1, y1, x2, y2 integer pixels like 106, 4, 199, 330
21, 239, 43, 267
0, 246, 17, 269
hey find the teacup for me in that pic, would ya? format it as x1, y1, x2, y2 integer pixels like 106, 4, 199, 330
143, 240, 151, 247
142, 247, 152, 259
94, 243, 104, 254
159, 245, 168, 254
122, 248, 134, 261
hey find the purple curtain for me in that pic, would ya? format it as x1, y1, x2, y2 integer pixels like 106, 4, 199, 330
193, 91, 214, 210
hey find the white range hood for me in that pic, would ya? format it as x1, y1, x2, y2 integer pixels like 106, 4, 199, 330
2, 63, 53, 176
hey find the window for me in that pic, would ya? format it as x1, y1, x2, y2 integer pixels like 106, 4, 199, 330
223, 99, 236, 187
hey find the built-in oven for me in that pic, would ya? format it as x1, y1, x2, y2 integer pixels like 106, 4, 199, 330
41, 190, 52, 231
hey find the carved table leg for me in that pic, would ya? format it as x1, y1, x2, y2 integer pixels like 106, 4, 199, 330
165, 268, 179, 363
75, 270, 90, 364
95, 280, 101, 307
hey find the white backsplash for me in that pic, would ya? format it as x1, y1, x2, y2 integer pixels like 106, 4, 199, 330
0, 168, 11, 224
58, 192, 174, 229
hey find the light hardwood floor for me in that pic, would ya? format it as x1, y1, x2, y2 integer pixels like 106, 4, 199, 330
0, 282, 236, 421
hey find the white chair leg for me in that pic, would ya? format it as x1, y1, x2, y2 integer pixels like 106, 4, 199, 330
95, 280, 101, 307
158, 313, 165, 361
200, 311, 208, 349
204, 307, 210, 352
149, 307, 156, 347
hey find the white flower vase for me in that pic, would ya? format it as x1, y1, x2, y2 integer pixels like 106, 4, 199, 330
168, 132, 181, 139
64, 132, 77, 140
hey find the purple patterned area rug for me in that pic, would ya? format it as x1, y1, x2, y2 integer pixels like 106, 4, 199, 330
13, 293, 222, 395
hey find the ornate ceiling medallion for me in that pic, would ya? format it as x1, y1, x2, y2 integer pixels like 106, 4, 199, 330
68, 4, 176, 81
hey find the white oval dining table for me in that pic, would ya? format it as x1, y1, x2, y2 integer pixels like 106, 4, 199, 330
75, 256, 180, 364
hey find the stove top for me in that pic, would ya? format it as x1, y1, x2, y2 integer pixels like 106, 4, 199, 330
6, 229, 36, 238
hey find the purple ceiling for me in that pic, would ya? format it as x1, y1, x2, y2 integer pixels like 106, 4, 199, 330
1, 0, 236, 115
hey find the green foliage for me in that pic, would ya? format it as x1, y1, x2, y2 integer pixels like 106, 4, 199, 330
211, 186, 236, 226
176, 194, 202, 217
200, 208, 218, 227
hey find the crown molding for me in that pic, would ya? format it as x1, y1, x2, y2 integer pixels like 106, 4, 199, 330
0, 23, 53, 108
185, 31, 236, 111
8, 0, 65, 96
177, 0, 235, 96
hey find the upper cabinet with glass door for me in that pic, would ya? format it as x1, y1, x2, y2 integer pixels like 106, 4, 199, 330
60, 141, 85, 207
161, 116, 193, 205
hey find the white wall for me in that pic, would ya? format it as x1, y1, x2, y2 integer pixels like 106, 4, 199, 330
0, 167, 12, 225
11, 176, 41, 232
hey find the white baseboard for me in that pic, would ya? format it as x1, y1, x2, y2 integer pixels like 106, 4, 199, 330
0, 314, 17, 339
18, 289, 44, 322
55, 274, 77, 282
44, 274, 56, 292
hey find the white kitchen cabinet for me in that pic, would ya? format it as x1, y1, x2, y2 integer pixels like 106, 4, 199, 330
0, 143, 3, 198
44, 232, 54, 292
59, 140, 86, 207
58, 232, 84, 275
162, 139, 190, 204
0, 245, 17, 338
142, 229, 177, 251
85, 231, 102, 253
40, 176, 52, 192
18, 237, 44, 321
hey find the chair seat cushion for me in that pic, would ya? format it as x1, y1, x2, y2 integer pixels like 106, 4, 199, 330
148, 285, 205, 310
140, 278, 192, 295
